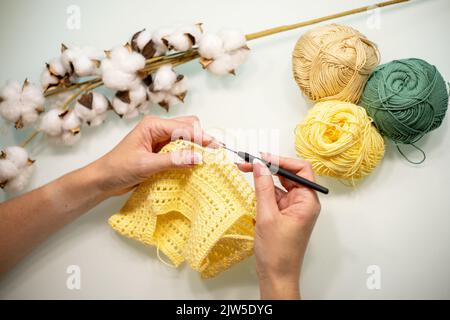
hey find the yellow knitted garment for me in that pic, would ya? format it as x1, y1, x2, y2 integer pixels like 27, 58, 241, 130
109, 140, 256, 278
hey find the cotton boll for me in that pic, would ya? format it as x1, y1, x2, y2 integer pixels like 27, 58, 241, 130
75, 92, 109, 125
4, 146, 29, 169
62, 110, 81, 131
61, 46, 102, 77
92, 92, 109, 114
0, 99, 21, 122
60, 131, 81, 146
198, 33, 224, 59
40, 109, 63, 136
148, 90, 167, 105
101, 62, 140, 91
101, 46, 146, 91
122, 108, 139, 119
165, 32, 193, 52
165, 95, 183, 108
137, 100, 150, 114
0, 159, 20, 182
131, 29, 153, 52
48, 57, 68, 76
218, 29, 247, 51
0, 80, 21, 100
0, 80, 45, 127
74, 100, 96, 122
170, 76, 188, 96
178, 24, 203, 44
152, 27, 174, 55
22, 83, 45, 107
40, 68, 59, 90
112, 96, 130, 116
113, 47, 146, 72
129, 84, 148, 105
153, 65, 177, 91
89, 113, 107, 127
3, 165, 33, 193
230, 47, 250, 70
207, 54, 234, 75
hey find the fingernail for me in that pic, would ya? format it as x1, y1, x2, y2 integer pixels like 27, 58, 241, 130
183, 151, 202, 165
253, 159, 271, 176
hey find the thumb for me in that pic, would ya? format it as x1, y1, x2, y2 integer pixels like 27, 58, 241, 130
150, 149, 203, 173
253, 159, 279, 220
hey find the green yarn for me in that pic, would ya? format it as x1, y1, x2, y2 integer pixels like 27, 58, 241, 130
360, 58, 448, 160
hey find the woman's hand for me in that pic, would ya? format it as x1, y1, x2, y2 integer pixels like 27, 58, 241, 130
90, 115, 212, 197
238, 154, 321, 299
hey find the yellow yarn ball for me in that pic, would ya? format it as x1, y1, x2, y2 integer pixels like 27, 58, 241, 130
292, 24, 380, 103
295, 100, 385, 181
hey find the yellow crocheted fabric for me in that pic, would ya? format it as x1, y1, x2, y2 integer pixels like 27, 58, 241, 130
109, 140, 256, 278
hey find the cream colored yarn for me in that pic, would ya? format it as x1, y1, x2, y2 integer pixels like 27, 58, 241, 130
295, 100, 385, 181
109, 140, 256, 278
292, 24, 380, 103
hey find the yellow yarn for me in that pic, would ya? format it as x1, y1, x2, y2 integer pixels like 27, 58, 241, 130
292, 24, 380, 103
295, 100, 385, 181
109, 140, 256, 278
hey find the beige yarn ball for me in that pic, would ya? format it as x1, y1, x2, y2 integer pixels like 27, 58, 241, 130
292, 24, 380, 103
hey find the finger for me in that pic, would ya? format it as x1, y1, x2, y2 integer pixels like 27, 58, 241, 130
253, 159, 279, 222
274, 186, 286, 203
147, 149, 203, 173
261, 152, 316, 191
236, 162, 253, 172
173, 116, 215, 147
143, 116, 212, 147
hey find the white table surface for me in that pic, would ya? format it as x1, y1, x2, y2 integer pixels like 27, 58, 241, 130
0, 0, 449, 299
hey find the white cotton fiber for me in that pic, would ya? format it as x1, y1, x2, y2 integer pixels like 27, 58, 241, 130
152, 27, 174, 55
40, 109, 63, 136
61, 46, 102, 77
40, 68, 59, 90
92, 92, 109, 114
49, 57, 68, 76
218, 29, 247, 51
0, 98, 21, 122
89, 113, 107, 126
60, 131, 81, 146
198, 29, 249, 76
198, 33, 224, 59
207, 54, 234, 75
170, 76, 187, 96
153, 65, 177, 91
148, 90, 166, 105
0, 80, 21, 100
112, 83, 149, 118
165, 32, 192, 52
74, 92, 109, 126
112, 96, 129, 116
135, 30, 153, 51
0, 146, 33, 193
137, 100, 150, 114
0, 80, 45, 127
101, 46, 146, 91
122, 108, 139, 119
62, 110, 81, 131
5, 146, 29, 169
129, 84, 148, 105
3, 165, 34, 193
230, 48, 250, 69
0, 159, 20, 181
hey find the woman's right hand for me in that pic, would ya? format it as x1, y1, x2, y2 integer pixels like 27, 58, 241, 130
237, 154, 321, 300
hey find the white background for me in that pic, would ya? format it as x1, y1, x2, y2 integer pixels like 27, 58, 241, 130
0, 0, 449, 299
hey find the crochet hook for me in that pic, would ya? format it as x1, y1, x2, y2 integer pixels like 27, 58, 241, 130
219, 144, 329, 195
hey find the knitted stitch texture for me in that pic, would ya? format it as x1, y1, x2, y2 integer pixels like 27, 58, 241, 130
109, 140, 256, 278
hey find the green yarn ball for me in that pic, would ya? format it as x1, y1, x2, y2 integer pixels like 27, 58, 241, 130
360, 58, 448, 144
